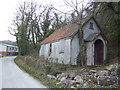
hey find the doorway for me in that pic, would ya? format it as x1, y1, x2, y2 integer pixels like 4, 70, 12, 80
94, 39, 104, 65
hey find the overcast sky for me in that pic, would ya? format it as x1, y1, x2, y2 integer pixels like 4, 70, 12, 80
0, 0, 89, 41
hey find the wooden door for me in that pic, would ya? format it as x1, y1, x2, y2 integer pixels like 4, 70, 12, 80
94, 39, 104, 65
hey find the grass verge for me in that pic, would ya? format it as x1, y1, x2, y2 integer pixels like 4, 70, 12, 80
14, 56, 99, 88
14, 56, 119, 88
14, 56, 60, 88
14, 56, 96, 88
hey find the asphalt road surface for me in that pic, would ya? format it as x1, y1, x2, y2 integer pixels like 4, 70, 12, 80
2, 56, 47, 88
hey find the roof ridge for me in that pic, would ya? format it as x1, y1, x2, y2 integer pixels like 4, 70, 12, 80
40, 16, 98, 45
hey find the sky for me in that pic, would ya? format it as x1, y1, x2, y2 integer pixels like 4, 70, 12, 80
0, 0, 89, 42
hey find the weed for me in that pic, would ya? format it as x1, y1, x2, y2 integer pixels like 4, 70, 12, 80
14, 56, 104, 88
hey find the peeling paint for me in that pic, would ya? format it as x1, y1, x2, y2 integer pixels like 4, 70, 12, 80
39, 18, 107, 66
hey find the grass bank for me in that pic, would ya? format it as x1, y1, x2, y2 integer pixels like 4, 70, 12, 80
14, 56, 119, 88
14, 56, 99, 88
14, 56, 60, 88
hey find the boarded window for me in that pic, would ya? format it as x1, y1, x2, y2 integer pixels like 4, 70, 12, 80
59, 40, 65, 54
89, 22, 94, 30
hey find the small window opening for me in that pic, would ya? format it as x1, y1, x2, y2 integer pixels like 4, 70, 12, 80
49, 43, 52, 56
89, 22, 94, 30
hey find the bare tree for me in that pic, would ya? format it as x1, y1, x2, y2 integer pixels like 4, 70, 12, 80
64, 0, 92, 65
9, 1, 62, 55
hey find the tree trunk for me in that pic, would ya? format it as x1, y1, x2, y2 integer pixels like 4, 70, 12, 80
77, 23, 85, 66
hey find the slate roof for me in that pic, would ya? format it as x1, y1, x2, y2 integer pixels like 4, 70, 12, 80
40, 16, 106, 45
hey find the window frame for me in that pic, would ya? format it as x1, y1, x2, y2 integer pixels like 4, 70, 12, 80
89, 22, 94, 30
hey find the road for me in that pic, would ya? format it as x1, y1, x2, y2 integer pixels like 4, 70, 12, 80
2, 56, 47, 88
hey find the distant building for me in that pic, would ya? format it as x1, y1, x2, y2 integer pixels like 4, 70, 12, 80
0, 43, 18, 56
39, 16, 107, 66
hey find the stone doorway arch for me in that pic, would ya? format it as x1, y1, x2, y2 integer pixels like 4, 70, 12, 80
94, 39, 104, 65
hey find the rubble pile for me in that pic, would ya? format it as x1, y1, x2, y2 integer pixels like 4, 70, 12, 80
47, 63, 119, 88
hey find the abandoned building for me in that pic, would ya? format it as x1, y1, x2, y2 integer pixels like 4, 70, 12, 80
39, 16, 107, 66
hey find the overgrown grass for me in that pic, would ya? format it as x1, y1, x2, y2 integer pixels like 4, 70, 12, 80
14, 56, 100, 88
14, 56, 118, 88
14, 56, 65, 88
